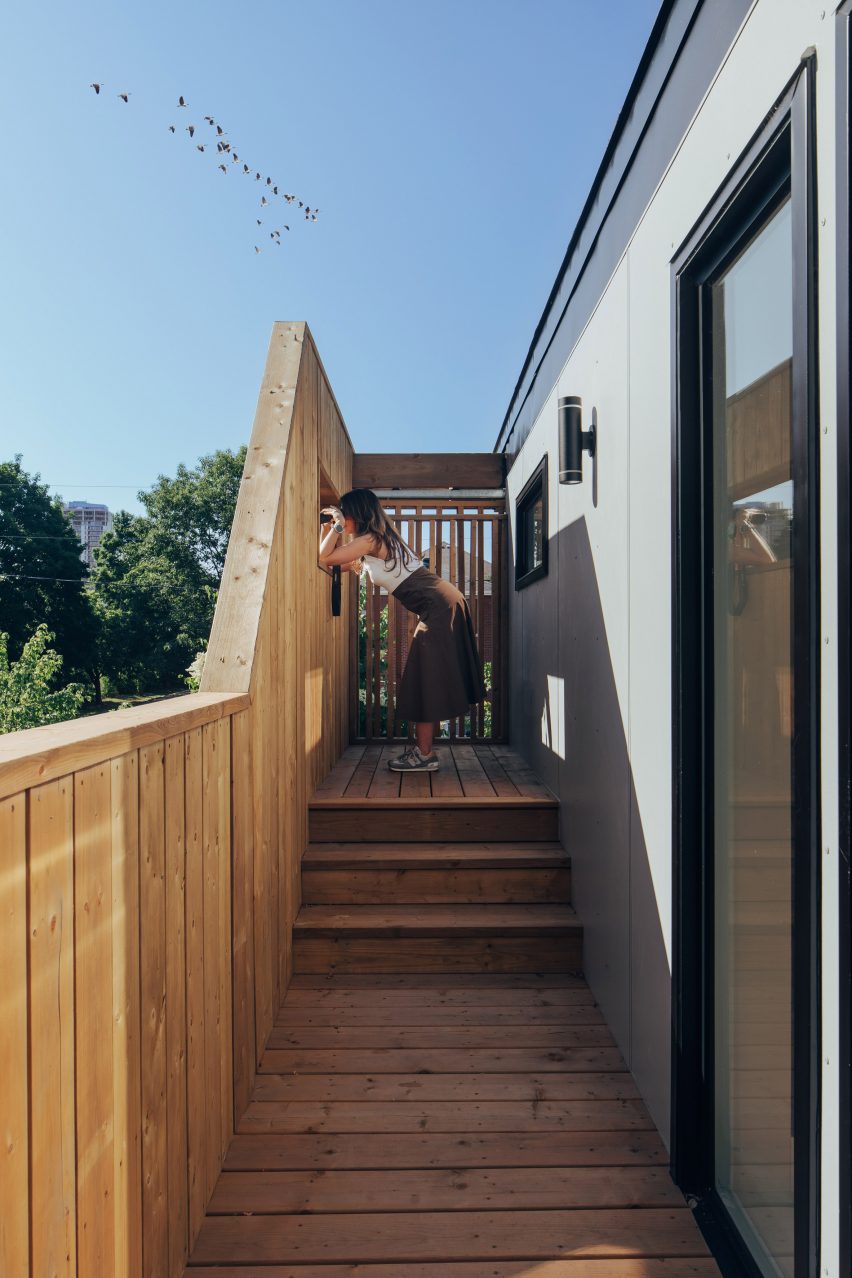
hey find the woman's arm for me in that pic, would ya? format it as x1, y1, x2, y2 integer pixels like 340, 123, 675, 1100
318, 511, 376, 567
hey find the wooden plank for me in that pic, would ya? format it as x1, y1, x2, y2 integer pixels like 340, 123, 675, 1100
74, 762, 115, 1275
429, 746, 464, 797
274, 1004, 601, 1027
184, 728, 207, 1241
239, 1098, 650, 1134
293, 934, 582, 975
343, 744, 383, 797
260, 1047, 623, 1075
251, 1071, 635, 1102
352, 453, 505, 490
188, 1262, 720, 1278
471, 745, 519, 796
300, 865, 571, 905
293, 903, 579, 934
266, 1025, 612, 1051
29, 778, 77, 1278
365, 746, 402, 799
164, 736, 189, 1276
231, 709, 256, 1125
0, 692, 249, 802
281, 986, 592, 1007
224, 1128, 667, 1171
450, 745, 496, 798
0, 793, 28, 1278
111, 752, 143, 1278
289, 973, 586, 990
309, 807, 558, 844
139, 743, 168, 1278
202, 321, 305, 694
314, 746, 365, 797
201, 723, 224, 1190
190, 1207, 709, 1264
301, 842, 566, 867
490, 745, 554, 798
215, 717, 234, 1164
209, 1165, 682, 1213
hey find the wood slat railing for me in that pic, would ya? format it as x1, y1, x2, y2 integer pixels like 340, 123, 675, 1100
0, 321, 354, 1277
357, 495, 508, 742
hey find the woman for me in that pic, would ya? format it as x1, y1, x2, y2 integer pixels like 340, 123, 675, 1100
319, 488, 486, 772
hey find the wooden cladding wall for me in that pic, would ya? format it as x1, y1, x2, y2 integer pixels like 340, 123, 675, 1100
357, 497, 508, 742
0, 694, 247, 1278
0, 321, 355, 1276
202, 320, 354, 1090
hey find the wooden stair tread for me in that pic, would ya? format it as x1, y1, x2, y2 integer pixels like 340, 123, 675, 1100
294, 904, 581, 936
302, 842, 568, 868
309, 795, 557, 808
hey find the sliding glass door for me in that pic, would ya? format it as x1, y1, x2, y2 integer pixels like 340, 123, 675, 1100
672, 59, 818, 1278
710, 197, 795, 1277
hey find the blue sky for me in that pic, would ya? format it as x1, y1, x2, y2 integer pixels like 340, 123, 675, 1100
1, 0, 662, 517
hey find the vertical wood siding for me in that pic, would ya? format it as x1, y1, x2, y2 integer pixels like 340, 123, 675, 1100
0, 321, 353, 1273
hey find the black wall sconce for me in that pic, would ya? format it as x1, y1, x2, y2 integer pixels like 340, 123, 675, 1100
558, 395, 597, 484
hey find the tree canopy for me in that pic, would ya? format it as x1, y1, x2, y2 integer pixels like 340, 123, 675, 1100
0, 456, 100, 684
91, 447, 245, 692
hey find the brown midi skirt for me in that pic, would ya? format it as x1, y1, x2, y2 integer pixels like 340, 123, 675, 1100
393, 567, 486, 722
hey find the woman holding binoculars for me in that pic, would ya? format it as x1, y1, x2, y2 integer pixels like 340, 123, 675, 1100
319, 488, 486, 772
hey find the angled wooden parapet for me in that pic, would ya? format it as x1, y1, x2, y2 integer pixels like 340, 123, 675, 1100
202, 319, 354, 1105
0, 321, 354, 1278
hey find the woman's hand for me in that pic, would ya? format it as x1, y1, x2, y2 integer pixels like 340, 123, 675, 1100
321, 505, 344, 525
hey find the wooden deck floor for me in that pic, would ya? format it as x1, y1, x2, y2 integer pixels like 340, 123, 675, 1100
313, 742, 554, 803
188, 971, 720, 1275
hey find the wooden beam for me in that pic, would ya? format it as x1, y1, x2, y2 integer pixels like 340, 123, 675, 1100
352, 453, 505, 490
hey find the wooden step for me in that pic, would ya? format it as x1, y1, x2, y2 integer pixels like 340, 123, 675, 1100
308, 798, 559, 843
301, 841, 571, 904
293, 904, 582, 975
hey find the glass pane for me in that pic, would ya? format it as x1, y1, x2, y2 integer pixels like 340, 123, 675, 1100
710, 197, 794, 1278
522, 492, 544, 571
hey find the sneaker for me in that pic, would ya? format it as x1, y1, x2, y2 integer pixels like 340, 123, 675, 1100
388, 745, 440, 772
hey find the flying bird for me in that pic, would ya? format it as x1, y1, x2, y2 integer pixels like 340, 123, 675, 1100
218, 164, 227, 173
216, 125, 224, 135
255, 246, 262, 253
90, 82, 102, 94
204, 115, 215, 124
178, 95, 188, 107
117, 92, 130, 102
187, 124, 195, 137
266, 177, 272, 186
196, 144, 205, 152
168, 124, 176, 132
260, 196, 269, 206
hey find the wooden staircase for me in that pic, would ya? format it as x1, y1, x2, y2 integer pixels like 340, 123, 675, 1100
186, 745, 719, 1274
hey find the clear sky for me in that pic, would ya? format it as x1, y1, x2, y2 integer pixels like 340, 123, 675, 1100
1, 0, 663, 517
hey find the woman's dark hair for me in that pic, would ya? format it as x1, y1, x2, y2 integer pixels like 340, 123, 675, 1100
339, 489, 414, 571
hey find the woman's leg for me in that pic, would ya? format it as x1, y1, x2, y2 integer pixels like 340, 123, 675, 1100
415, 722, 434, 755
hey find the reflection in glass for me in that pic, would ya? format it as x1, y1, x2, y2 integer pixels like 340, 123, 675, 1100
710, 197, 794, 1277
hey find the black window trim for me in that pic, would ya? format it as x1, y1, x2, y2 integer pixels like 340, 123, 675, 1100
835, 7, 852, 1276
669, 53, 821, 1278
514, 454, 549, 590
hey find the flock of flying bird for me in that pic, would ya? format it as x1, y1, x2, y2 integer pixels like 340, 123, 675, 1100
89, 83, 319, 253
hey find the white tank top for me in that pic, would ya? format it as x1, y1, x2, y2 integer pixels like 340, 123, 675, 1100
361, 541, 422, 593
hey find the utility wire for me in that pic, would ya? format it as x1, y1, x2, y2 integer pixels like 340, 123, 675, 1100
0, 573, 89, 583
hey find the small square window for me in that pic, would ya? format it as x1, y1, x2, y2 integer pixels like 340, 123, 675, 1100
515, 456, 548, 589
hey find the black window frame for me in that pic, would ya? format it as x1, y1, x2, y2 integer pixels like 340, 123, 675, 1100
835, 7, 852, 1276
514, 455, 548, 590
669, 54, 820, 1278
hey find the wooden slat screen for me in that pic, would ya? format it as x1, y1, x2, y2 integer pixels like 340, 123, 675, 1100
357, 497, 507, 742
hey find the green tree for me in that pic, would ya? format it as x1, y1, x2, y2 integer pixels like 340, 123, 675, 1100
91, 447, 245, 693
0, 624, 87, 732
0, 456, 101, 693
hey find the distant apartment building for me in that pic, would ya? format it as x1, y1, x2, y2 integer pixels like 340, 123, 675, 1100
63, 501, 112, 569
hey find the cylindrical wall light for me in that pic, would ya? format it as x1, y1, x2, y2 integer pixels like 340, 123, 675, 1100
558, 395, 596, 484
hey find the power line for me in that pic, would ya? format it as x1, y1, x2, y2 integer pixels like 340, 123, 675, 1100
0, 573, 89, 583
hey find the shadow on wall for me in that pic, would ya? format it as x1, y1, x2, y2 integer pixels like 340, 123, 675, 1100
514, 514, 672, 1144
